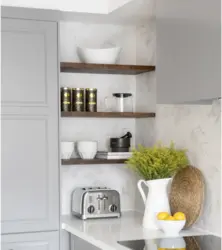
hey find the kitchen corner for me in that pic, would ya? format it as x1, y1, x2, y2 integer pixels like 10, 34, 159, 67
1, 0, 221, 249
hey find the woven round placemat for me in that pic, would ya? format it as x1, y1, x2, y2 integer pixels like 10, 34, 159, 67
169, 165, 205, 228
185, 237, 200, 250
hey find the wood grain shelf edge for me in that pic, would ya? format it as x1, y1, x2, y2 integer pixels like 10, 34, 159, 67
60, 62, 155, 75
61, 159, 127, 165
61, 111, 156, 118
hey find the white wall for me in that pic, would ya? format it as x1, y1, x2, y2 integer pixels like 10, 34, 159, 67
1, 0, 109, 14
156, 101, 221, 235
1, 0, 134, 14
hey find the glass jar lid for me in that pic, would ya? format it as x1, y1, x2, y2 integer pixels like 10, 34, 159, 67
113, 93, 132, 98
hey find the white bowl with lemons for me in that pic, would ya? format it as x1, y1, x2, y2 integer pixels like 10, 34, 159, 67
157, 212, 186, 235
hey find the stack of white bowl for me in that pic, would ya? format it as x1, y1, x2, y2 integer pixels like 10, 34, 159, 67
61, 141, 98, 160
61, 142, 75, 160
76, 141, 98, 160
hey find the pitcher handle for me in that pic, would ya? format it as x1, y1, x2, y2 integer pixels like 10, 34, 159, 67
137, 180, 147, 204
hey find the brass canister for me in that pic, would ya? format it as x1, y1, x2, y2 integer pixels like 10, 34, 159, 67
72, 88, 84, 112
61, 87, 71, 111
85, 88, 97, 112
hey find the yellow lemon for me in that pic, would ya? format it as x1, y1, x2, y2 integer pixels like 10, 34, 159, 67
173, 212, 186, 220
165, 215, 176, 220
157, 212, 170, 220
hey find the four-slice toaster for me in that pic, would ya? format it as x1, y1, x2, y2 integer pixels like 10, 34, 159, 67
71, 187, 121, 220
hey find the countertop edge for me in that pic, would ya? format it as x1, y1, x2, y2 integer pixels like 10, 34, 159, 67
62, 222, 121, 250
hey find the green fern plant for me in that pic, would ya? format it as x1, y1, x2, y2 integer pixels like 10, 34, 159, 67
126, 141, 189, 180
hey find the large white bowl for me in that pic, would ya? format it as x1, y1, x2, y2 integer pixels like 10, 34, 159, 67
61, 142, 74, 160
77, 141, 98, 160
77, 46, 122, 64
157, 219, 186, 235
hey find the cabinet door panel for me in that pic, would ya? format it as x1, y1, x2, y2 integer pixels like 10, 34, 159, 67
2, 117, 48, 222
1, 231, 59, 250
2, 30, 46, 105
156, 0, 221, 103
1, 18, 59, 234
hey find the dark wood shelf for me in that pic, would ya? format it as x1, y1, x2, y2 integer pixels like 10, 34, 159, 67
61, 158, 127, 165
61, 111, 155, 118
60, 62, 155, 75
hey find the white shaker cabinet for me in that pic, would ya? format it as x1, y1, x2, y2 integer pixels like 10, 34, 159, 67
1, 231, 59, 250
156, 0, 221, 104
1, 18, 59, 234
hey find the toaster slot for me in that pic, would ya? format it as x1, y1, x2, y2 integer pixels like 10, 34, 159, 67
103, 195, 108, 211
88, 195, 93, 203
97, 195, 102, 211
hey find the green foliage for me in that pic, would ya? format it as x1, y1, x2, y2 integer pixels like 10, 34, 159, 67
126, 141, 189, 180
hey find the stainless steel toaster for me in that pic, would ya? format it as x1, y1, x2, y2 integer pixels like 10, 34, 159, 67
71, 187, 121, 219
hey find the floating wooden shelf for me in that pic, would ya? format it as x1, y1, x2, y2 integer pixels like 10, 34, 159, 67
60, 62, 155, 75
61, 158, 126, 165
61, 111, 155, 118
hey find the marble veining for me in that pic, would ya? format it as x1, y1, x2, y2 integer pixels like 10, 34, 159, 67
155, 101, 221, 235
60, 20, 221, 238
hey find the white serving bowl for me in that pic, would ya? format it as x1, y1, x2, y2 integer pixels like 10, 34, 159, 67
77, 46, 122, 64
61, 142, 75, 160
77, 141, 98, 160
157, 219, 186, 235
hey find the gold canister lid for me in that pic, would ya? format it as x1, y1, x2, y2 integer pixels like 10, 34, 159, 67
86, 88, 97, 91
61, 87, 70, 90
72, 88, 84, 90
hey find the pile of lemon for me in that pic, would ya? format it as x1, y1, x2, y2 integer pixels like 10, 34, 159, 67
157, 211, 186, 221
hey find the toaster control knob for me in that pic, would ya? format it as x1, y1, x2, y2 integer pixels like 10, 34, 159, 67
109, 204, 117, 212
87, 205, 95, 214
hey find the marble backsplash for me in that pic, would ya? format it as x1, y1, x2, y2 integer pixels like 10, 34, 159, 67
155, 101, 221, 235
60, 20, 221, 236
60, 21, 155, 215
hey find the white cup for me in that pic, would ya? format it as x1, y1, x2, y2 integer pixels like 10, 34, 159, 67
61, 142, 75, 160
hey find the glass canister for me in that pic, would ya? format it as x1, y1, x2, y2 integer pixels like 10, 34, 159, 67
105, 93, 133, 112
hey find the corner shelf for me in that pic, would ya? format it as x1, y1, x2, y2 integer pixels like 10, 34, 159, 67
60, 62, 155, 75
61, 111, 155, 118
61, 158, 126, 165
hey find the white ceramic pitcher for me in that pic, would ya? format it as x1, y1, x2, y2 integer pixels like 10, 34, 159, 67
137, 178, 172, 229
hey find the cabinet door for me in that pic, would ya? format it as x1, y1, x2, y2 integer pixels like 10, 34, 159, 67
156, 0, 221, 104
1, 231, 59, 250
1, 18, 59, 234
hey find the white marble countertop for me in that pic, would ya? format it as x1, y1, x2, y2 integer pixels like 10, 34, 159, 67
62, 211, 209, 250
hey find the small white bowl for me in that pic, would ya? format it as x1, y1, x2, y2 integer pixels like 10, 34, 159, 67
157, 219, 186, 235
77, 46, 122, 64
61, 142, 74, 160
77, 141, 98, 160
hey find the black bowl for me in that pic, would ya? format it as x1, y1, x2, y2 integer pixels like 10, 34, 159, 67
110, 138, 131, 148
